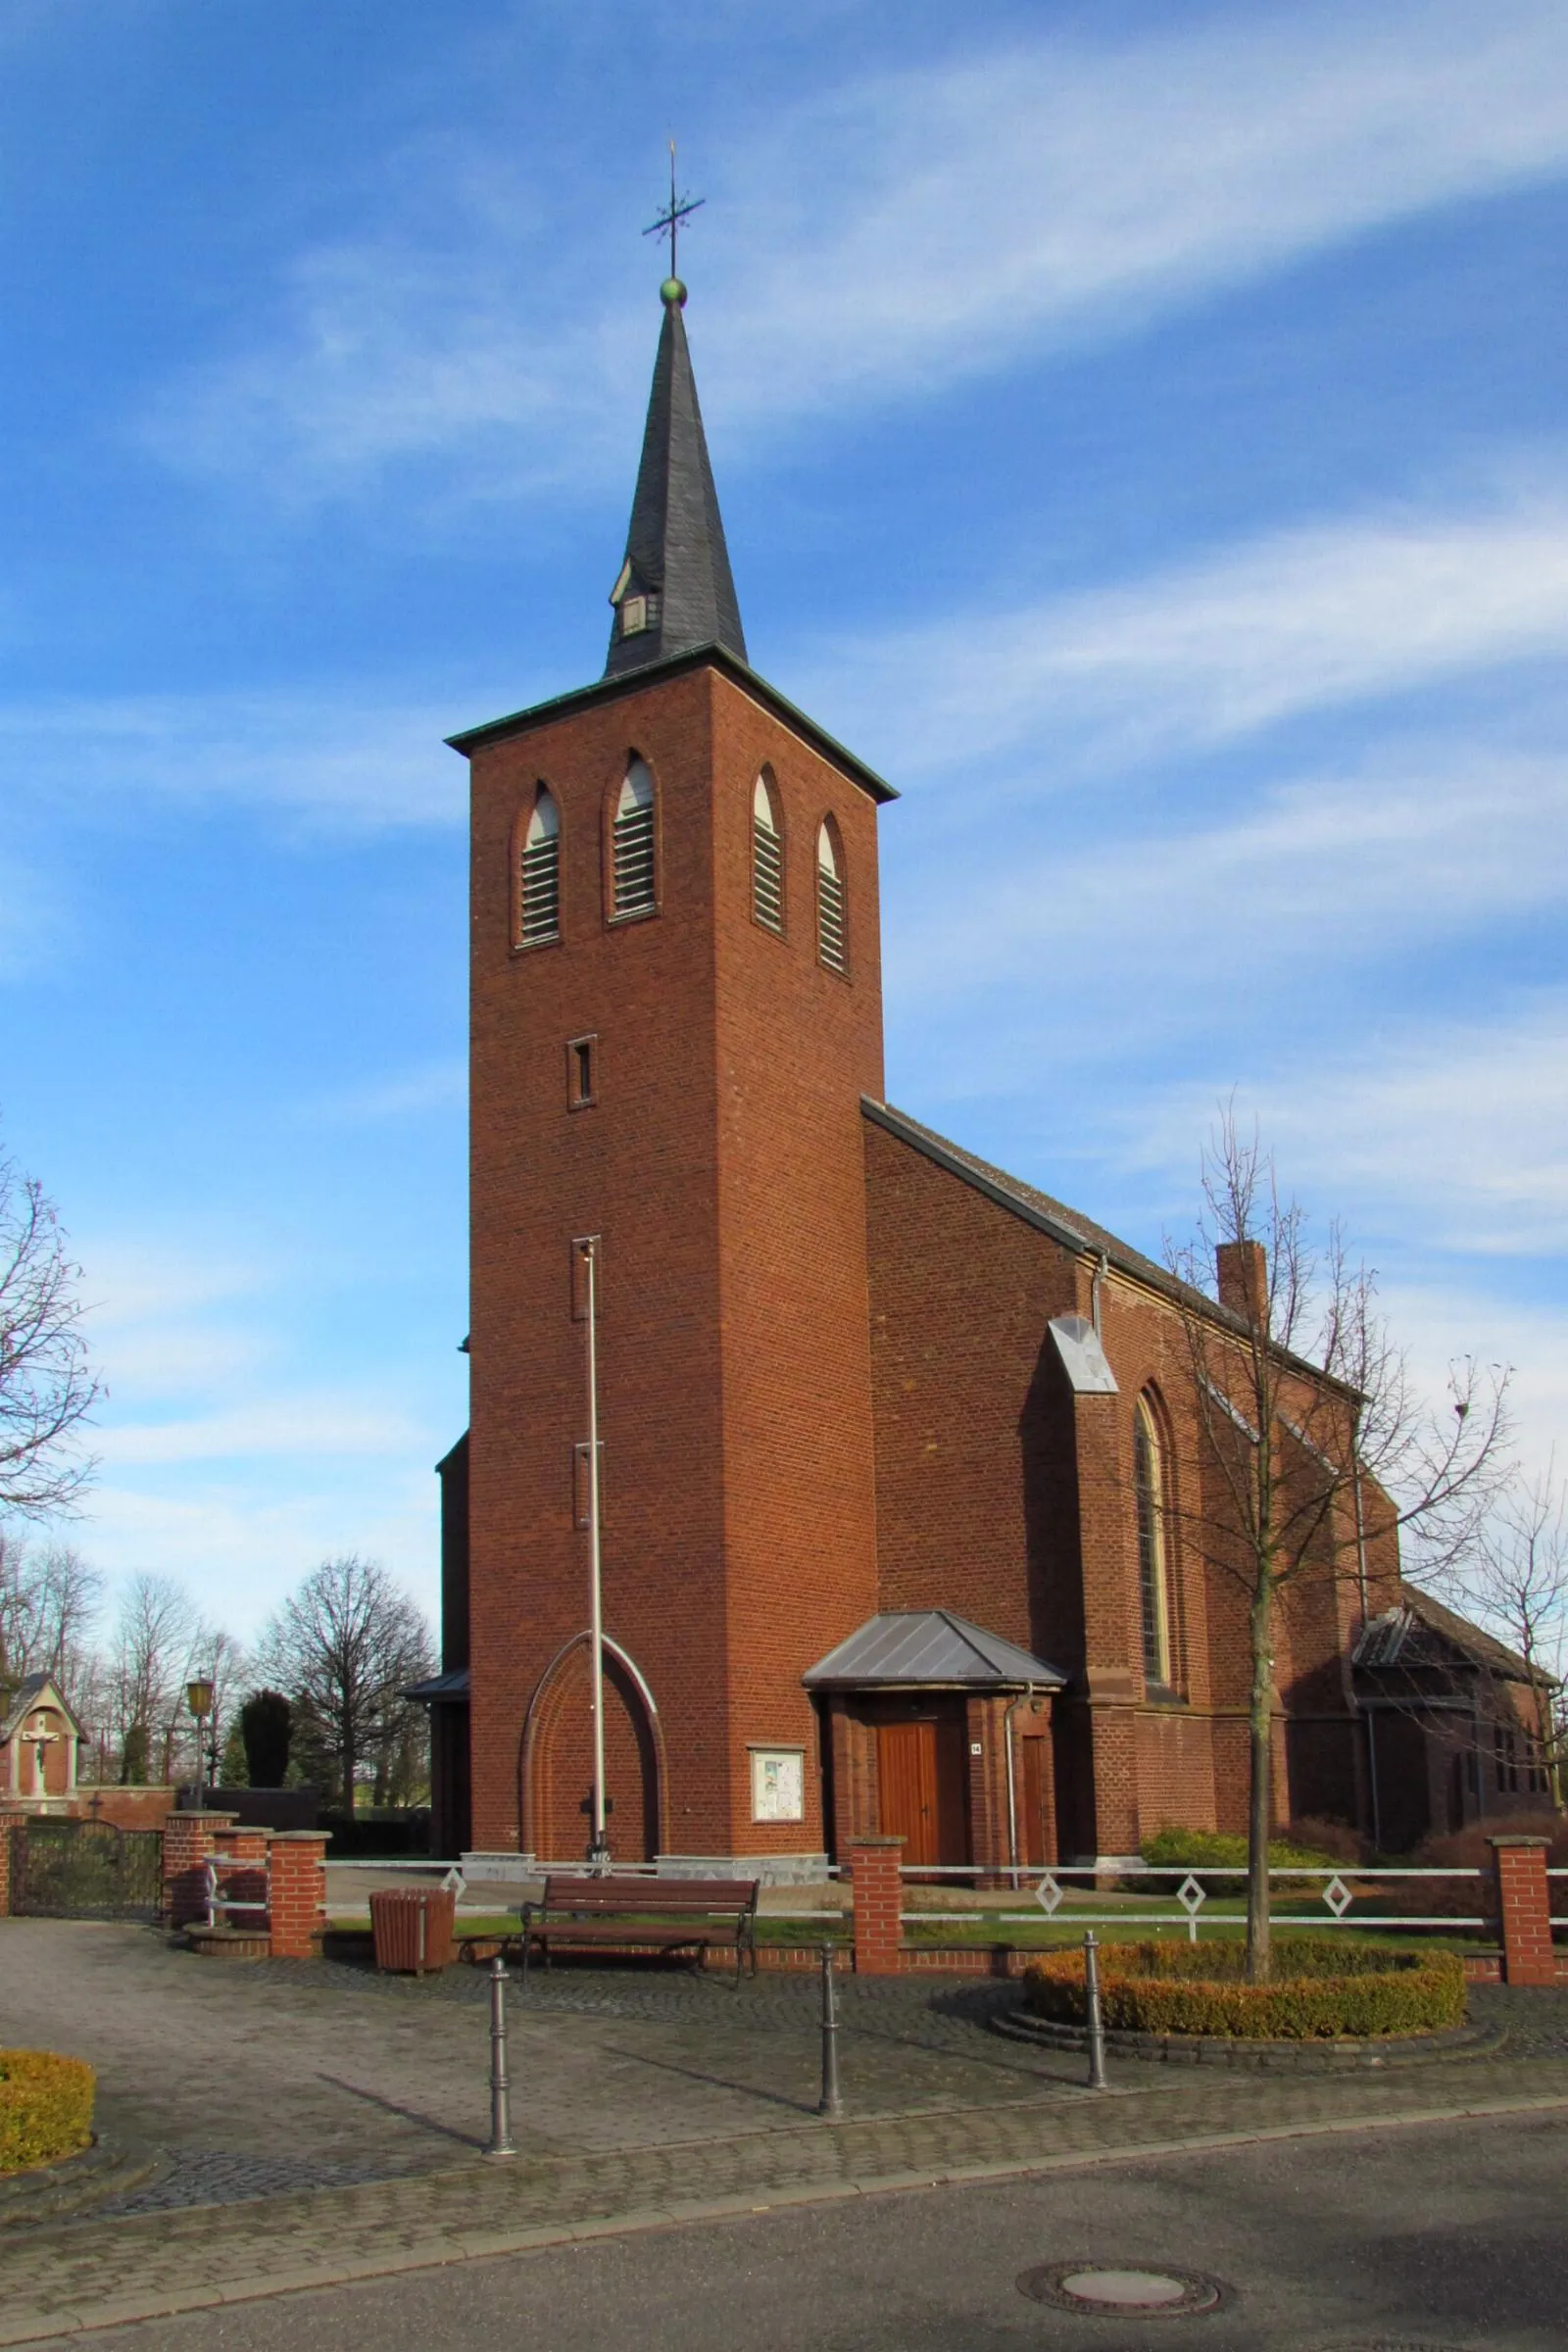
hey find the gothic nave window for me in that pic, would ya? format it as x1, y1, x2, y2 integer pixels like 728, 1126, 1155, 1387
1136, 1393, 1174, 1690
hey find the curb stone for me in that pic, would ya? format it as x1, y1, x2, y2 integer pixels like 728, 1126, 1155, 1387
991, 2008, 1510, 2070
0, 2140, 166, 2232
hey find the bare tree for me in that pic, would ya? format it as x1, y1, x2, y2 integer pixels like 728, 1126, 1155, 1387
178, 1624, 250, 1791
255, 1557, 432, 1815
0, 1530, 102, 1699
1166, 1108, 1510, 1980
0, 1139, 101, 1517
1441, 1461, 1568, 1807
106, 1572, 199, 1784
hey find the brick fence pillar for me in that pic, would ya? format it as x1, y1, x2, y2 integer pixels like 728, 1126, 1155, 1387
851, 1835, 905, 1975
162, 1810, 237, 1929
0, 1811, 24, 1918
269, 1832, 328, 1958
1489, 1835, 1555, 1987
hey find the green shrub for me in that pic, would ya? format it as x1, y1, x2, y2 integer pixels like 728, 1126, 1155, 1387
0, 2051, 95, 2174
1023, 1938, 1466, 2040
1139, 1826, 1344, 1873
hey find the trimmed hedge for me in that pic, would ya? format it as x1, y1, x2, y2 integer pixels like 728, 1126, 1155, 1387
1023, 1938, 1466, 2040
0, 2051, 95, 2174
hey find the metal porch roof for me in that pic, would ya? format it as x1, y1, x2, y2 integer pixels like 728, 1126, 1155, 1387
803, 1610, 1065, 1691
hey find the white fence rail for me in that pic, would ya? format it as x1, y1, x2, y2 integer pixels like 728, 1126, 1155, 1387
899, 1862, 1491, 1941
201, 1851, 270, 1932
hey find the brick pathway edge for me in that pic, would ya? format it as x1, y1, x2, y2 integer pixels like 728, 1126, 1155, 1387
3, 2064, 1567, 2347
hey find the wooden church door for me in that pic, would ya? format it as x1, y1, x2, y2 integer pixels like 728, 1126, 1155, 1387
877, 1717, 970, 1866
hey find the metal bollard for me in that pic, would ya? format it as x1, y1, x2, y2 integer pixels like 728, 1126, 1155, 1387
817, 1941, 843, 2118
1083, 1931, 1108, 2092
484, 1952, 516, 2157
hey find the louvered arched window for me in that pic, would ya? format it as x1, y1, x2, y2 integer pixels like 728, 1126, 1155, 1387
753, 773, 783, 932
612, 759, 657, 919
816, 820, 847, 974
1135, 1394, 1173, 1690
517, 788, 561, 946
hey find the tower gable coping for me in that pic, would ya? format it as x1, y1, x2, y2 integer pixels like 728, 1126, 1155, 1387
447, 644, 898, 808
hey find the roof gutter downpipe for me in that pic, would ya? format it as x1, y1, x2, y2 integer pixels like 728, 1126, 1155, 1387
1091, 1250, 1108, 1340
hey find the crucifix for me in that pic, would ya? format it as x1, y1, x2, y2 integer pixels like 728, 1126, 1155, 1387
644, 139, 704, 286
23, 1715, 58, 1796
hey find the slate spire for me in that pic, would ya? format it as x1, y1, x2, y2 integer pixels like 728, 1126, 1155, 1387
604, 282, 747, 679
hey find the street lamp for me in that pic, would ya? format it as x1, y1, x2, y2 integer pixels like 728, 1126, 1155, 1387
185, 1677, 215, 1802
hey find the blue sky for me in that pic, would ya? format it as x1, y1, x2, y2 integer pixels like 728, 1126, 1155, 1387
3, 0, 1565, 1640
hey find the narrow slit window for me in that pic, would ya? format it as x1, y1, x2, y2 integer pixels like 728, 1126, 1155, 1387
753, 774, 783, 932
816, 822, 847, 974
518, 789, 561, 946
567, 1034, 597, 1110
1135, 1395, 1173, 1690
612, 759, 657, 918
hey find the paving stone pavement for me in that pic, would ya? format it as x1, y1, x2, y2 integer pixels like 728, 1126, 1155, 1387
0, 1920, 1103, 2195
1, 2054, 1566, 2344
2, 1921, 1567, 2344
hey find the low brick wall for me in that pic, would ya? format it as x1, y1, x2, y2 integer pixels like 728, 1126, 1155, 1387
69, 1788, 178, 1833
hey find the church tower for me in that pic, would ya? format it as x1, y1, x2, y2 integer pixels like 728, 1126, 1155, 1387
450, 274, 896, 1868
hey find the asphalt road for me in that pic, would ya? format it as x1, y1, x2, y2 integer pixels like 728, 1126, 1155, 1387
74, 2106, 1565, 2352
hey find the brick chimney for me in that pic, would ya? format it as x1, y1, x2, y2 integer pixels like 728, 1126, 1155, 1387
1216, 1239, 1268, 1325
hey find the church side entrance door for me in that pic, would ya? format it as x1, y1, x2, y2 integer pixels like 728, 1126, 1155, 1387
876, 1716, 970, 1867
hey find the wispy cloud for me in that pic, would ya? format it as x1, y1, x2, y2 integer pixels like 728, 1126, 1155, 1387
84, 1476, 441, 1638
886, 744, 1568, 1033
710, 2, 1568, 422
0, 850, 61, 978
80, 1238, 276, 1398
810, 482, 1568, 778
99, 1397, 426, 1468
144, 3, 1568, 506
1, 690, 475, 831
1111, 992, 1568, 1261
298, 1059, 466, 1125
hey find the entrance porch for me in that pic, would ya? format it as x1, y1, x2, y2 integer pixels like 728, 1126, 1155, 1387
805, 1610, 1065, 1878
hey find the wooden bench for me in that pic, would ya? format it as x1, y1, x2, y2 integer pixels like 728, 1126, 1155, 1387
517, 1875, 760, 1985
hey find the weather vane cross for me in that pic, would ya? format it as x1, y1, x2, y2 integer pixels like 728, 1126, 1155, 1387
644, 139, 704, 286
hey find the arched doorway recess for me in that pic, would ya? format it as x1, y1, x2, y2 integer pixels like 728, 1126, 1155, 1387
520, 1634, 666, 1862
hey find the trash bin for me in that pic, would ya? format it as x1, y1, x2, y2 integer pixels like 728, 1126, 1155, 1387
369, 1886, 457, 1975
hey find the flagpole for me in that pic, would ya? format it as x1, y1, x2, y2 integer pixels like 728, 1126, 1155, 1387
583, 1238, 610, 1871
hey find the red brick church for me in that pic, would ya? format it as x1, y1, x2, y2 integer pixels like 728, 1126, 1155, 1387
412, 273, 1533, 1874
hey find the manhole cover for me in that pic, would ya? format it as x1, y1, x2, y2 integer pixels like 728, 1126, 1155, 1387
1017, 2262, 1228, 2317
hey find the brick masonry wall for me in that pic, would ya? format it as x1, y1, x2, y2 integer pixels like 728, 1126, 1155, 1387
466, 666, 727, 1856
864, 1124, 1368, 1855
72, 1787, 189, 1834
464, 661, 887, 1860
709, 673, 884, 1857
